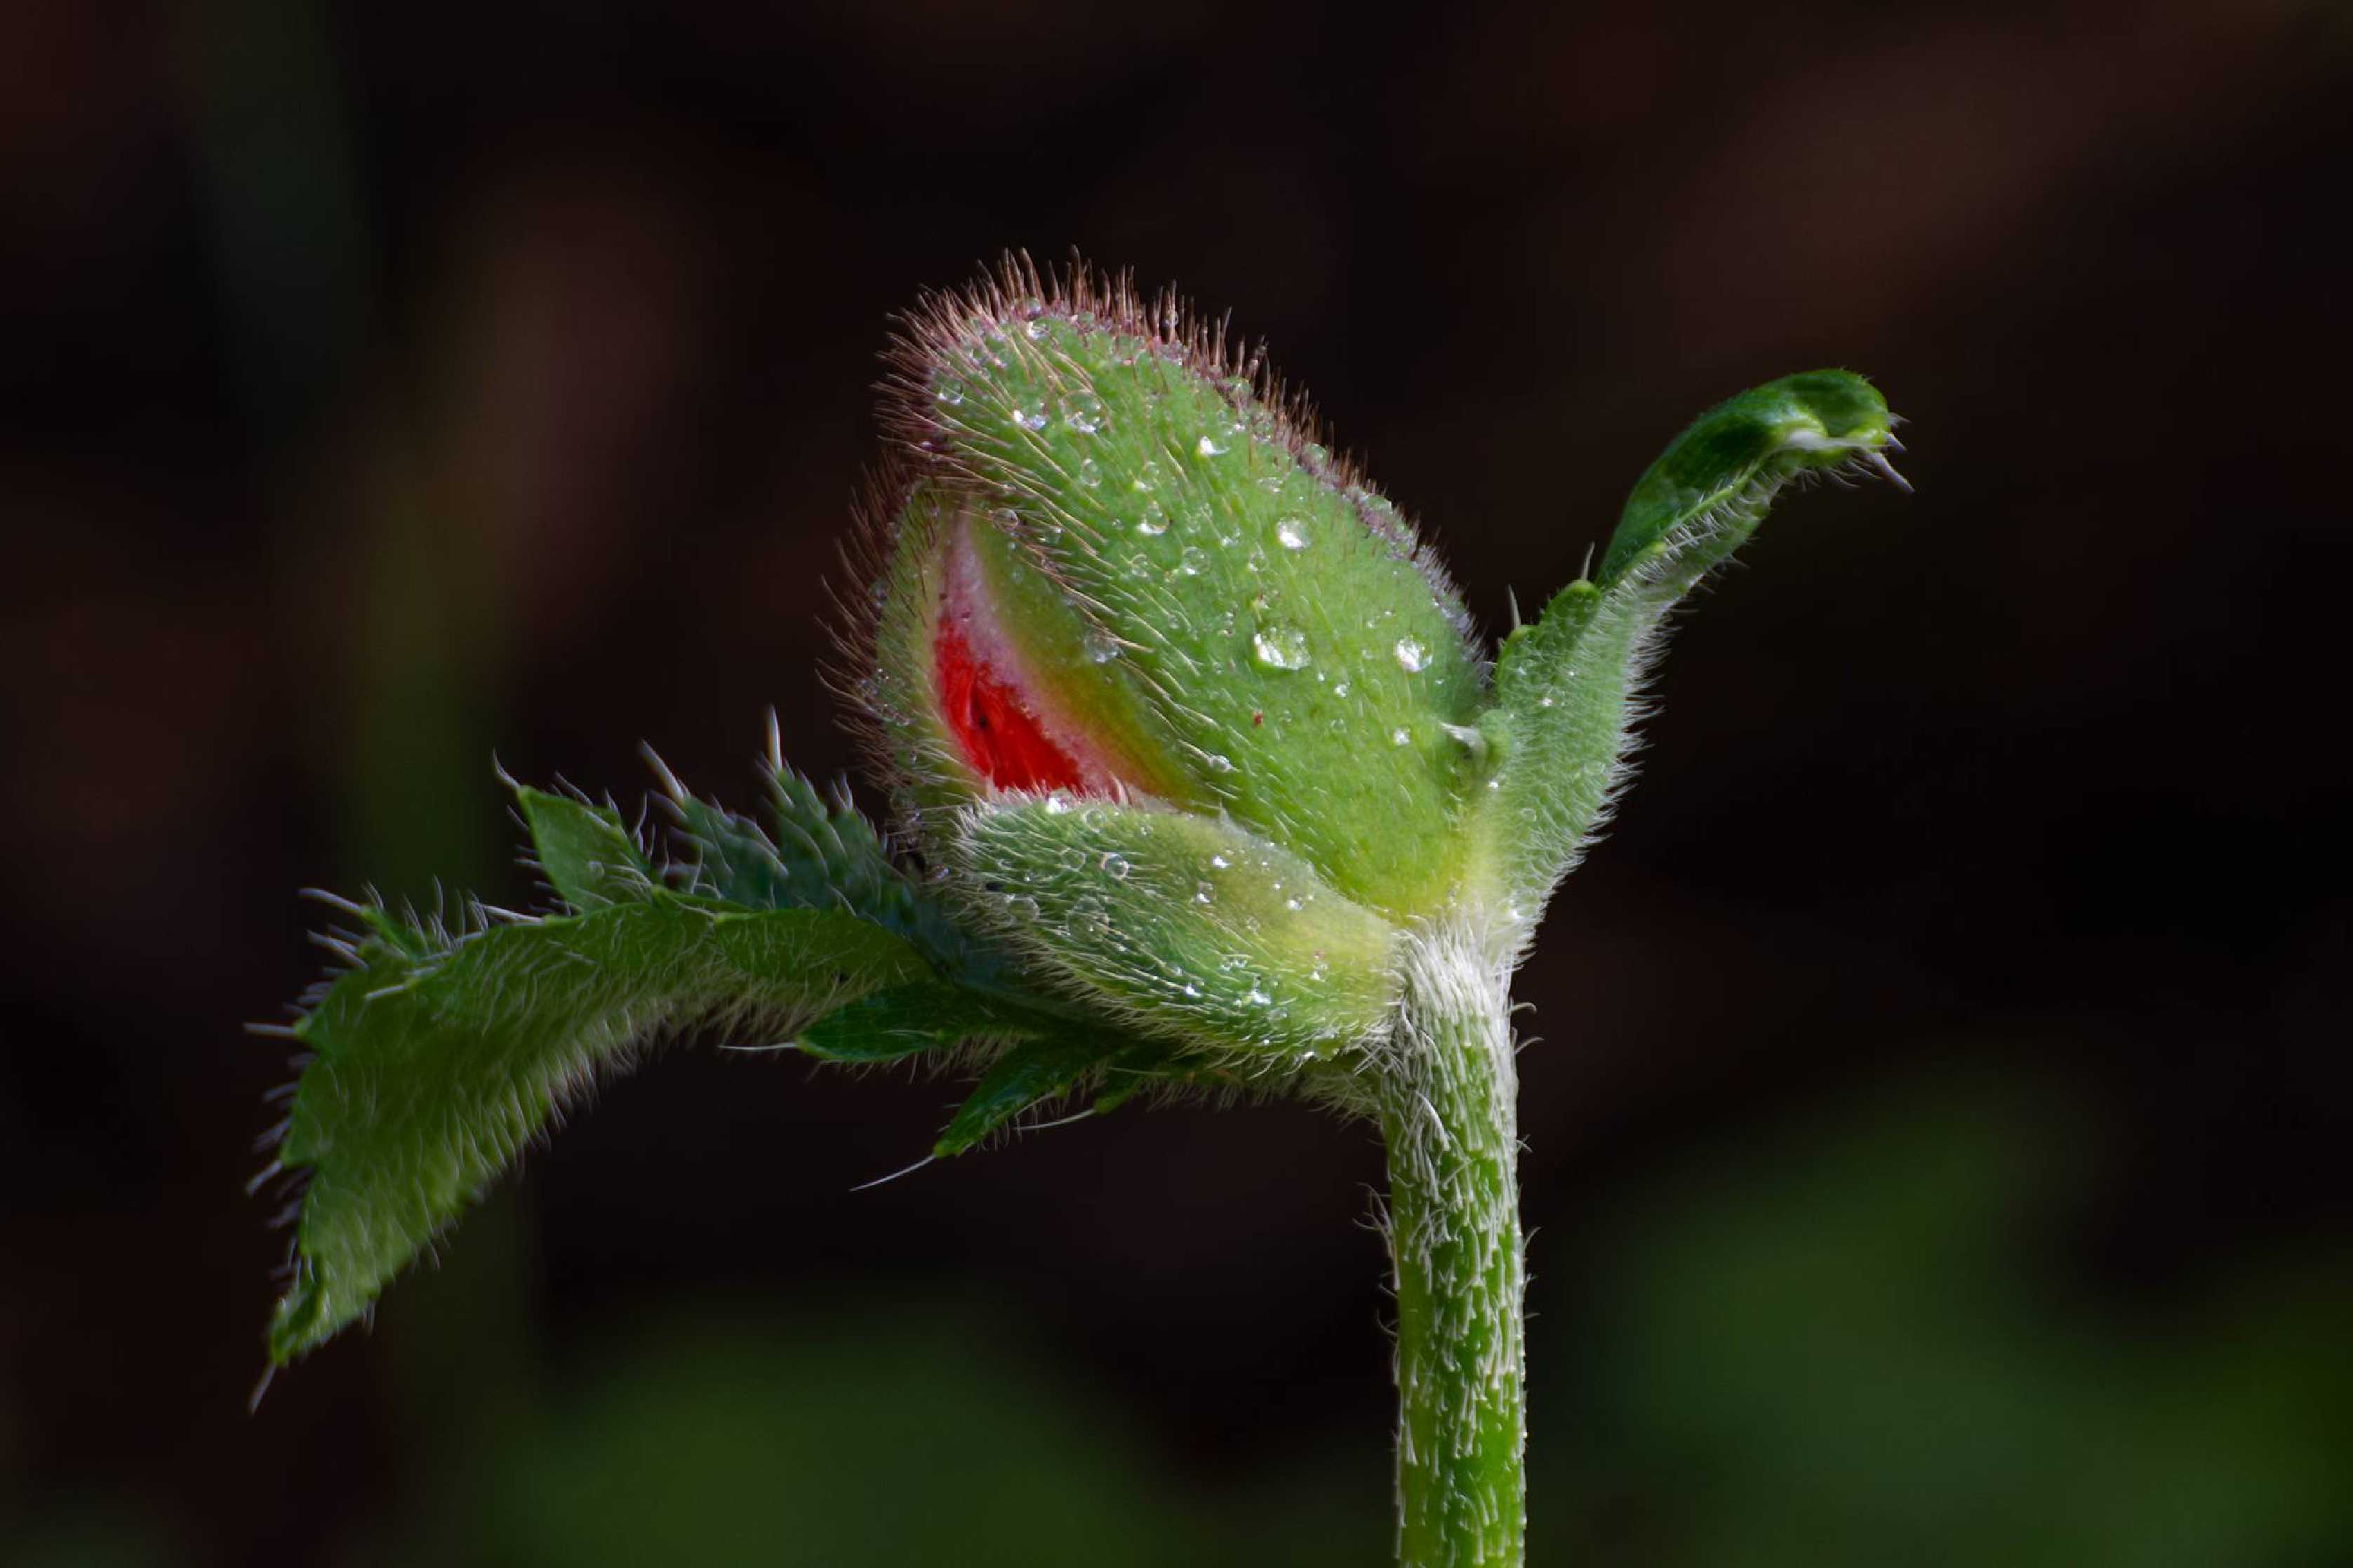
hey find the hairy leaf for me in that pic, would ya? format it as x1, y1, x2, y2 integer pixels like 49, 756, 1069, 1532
667, 756, 992, 979
934, 1030, 1112, 1155
796, 982, 1046, 1064
516, 786, 656, 910
265, 894, 929, 1364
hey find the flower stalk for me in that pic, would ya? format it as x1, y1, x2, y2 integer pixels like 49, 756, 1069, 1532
1380, 923, 1525, 1567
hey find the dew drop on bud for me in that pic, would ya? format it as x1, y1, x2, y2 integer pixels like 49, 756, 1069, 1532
1136, 502, 1168, 536
1196, 434, 1227, 457
1077, 457, 1103, 488
1100, 852, 1131, 880
1392, 727, 1412, 746
1178, 546, 1206, 575
1013, 406, 1048, 432
1062, 391, 1104, 432
1392, 637, 1428, 673
1083, 630, 1122, 664
1251, 626, 1312, 671
1275, 518, 1308, 550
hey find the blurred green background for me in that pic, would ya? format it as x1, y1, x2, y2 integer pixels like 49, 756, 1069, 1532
3, 1, 2347, 1563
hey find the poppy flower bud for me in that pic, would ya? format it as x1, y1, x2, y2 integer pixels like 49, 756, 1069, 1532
856, 260, 1496, 1058
852, 257, 1900, 1061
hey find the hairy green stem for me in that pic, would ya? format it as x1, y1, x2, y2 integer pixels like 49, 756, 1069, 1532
1379, 923, 1525, 1567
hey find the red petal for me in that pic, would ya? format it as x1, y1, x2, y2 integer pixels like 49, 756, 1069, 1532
933, 603, 1088, 793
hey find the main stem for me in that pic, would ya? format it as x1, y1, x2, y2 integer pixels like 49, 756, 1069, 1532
1378, 923, 1525, 1567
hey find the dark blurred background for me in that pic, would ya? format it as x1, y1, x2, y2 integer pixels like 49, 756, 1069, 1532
5, 1, 2349, 1563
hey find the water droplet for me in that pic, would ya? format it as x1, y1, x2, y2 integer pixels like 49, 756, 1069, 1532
1192, 882, 1214, 904
1537, 695, 1554, 708
1024, 319, 1050, 341
1244, 986, 1272, 1007
1063, 391, 1105, 432
1275, 518, 1308, 550
933, 384, 964, 407
1084, 630, 1122, 664
1391, 727, 1412, 746
1013, 406, 1048, 432
1251, 625, 1312, 670
1204, 753, 1234, 774
1004, 894, 1041, 920
1100, 852, 1131, 880
1178, 546, 1206, 575
1393, 638, 1429, 673
1074, 457, 1102, 488
1285, 897, 1302, 911
1209, 854, 1231, 870
1333, 681, 1350, 697
1196, 434, 1227, 457
1044, 793, 1074, 815
1136, 502, 1168, 536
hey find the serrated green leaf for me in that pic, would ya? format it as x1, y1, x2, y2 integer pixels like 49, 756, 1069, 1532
796, 982, 1046, 1064
933, 1030, 1111, 1156
668, 763, 996, 981
674, 795, 812, 911
516, 786, 655, 910
267, 894, 929, 1365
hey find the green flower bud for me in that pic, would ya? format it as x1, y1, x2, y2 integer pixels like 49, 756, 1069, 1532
852, 257, 1903, 1059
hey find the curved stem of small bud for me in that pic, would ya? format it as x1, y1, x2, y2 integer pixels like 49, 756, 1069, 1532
1478, 371, 1905, 926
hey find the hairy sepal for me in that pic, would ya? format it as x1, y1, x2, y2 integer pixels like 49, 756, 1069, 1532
263, 894, 931, 1363
953, 794, 1400, 1064
1483, 371, 1902, 921
878, 257, 1489, 919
